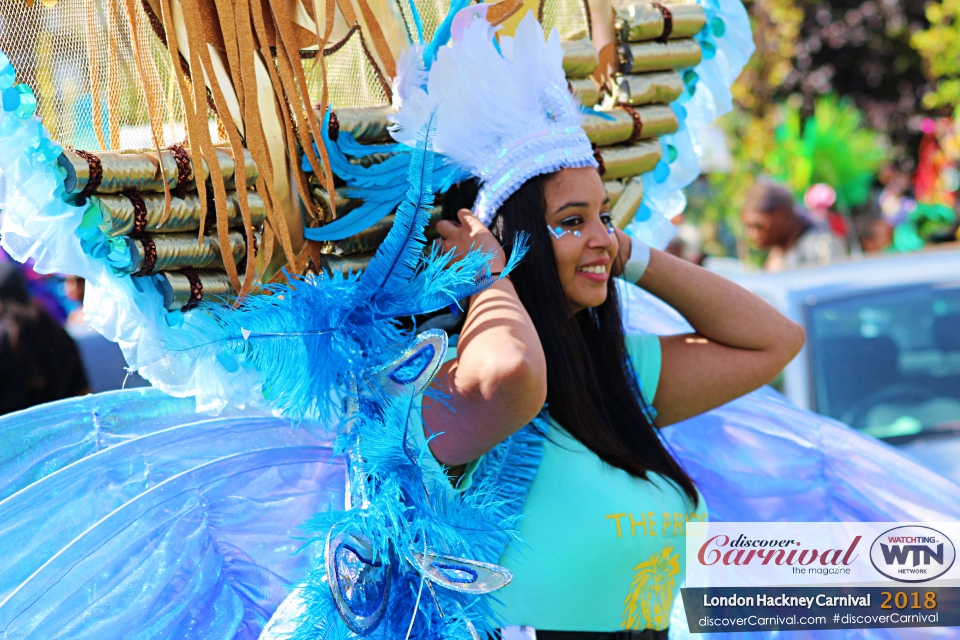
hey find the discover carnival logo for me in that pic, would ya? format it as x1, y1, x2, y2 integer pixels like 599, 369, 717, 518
869, 525, 956, 583
697, 533, 862, 570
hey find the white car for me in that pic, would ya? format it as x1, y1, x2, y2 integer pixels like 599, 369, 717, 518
723, 247, 960, 482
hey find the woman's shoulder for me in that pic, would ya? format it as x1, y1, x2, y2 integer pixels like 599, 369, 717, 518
624, 333, 662, 405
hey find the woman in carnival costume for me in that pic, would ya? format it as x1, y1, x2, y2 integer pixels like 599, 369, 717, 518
0, 1, 959, 639
381, 12, 806, 636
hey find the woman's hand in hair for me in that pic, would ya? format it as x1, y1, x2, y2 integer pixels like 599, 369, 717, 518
424, 209, 547, 468
435, 209, 507, 271
637, 249, 806, 426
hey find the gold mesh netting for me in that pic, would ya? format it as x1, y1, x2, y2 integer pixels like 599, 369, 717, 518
303, 26, 391, 109
540, 0, 590, 40
395, 0, 452, 44
0, 0, 223, 152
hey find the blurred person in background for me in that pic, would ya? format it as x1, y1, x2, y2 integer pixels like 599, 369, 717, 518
855, 215, 895, 253
741, 179, 848, 272
664, 221, 705, 265
0, 262, 89, 414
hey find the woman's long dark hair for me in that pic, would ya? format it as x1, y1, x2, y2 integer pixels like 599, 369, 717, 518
440, 175, 699, 506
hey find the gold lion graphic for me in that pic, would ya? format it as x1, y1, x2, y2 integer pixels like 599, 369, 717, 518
622, 544, 680, 630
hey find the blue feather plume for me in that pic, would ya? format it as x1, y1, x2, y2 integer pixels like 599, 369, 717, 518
166, 111, 532, 639
303, 109, 469, 243
166, 109, 524, 423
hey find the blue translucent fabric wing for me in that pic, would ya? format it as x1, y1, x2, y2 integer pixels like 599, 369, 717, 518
0, 388, 226, 501
0, 413, 338, 601
0, 447, 343, 640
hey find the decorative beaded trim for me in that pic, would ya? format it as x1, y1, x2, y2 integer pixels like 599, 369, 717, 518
328, 111, 341, 142
181, 267, 204, 309
474, 130, 597, 226
125, 191, 149, 234
74, 149, 103, 202
135, 234, 157, 277
617, 102, 644, 146
592, 143, 606, 177
168, 144, 192, 199
653, 3, 674, 42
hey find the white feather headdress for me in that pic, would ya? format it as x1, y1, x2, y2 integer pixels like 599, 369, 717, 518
389, 11, 597, 226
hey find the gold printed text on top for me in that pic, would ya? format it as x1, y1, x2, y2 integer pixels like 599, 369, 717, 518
620, 39, 703, 74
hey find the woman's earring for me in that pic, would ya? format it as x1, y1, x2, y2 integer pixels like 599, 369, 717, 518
547, 225, 580, 239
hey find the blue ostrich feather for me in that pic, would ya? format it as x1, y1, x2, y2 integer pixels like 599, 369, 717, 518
422, 0, 471, 70
168, 110, 520, 422
303, 109, 470, 243
304, 199, 399, 242
169, 112, 531, 639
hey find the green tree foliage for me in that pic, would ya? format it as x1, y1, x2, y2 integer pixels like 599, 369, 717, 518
763, 95, 888, 211
911, 0, 960, 113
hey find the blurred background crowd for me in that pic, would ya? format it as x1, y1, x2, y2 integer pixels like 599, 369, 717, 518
673, 0, 960, 272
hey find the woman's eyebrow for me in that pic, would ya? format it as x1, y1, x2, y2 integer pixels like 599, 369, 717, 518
553, 201, 590, 214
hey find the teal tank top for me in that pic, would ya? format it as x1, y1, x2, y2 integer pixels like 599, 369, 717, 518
411, 333, 708, 632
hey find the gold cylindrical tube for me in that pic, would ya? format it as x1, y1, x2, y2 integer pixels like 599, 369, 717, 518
562, 39, 600, 78
322, 251, 375, 275
570, 77, 601, 108
583, 110, 636, 147
184, 147, 259, 190
126, 231, 253, 275
60, 147, 259, 196
616, 4, 664, 41
615, 3, 706, 42
60, 150, 178, 195
634, 104, 680, 137
617, 71, 685, 105
93, 191, 266, 237
605, 180, 626, 206
329, 105, 397, 144
311, 188, 364, 224
599, 139, 662, 180
610, 176, 645, 228
669, 4, 708, 38
582, 105, 679, 146
152, 270, 238, 310
328, 214, 396, 256
620, 39, 702, 74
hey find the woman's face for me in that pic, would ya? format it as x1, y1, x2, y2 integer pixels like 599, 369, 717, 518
542, 167, 618, 315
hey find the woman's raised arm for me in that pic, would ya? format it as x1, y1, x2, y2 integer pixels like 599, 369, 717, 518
421, 209, 548, 466
616, 232, 805, 426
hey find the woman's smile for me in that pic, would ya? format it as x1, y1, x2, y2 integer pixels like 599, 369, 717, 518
576, 260, 610, 281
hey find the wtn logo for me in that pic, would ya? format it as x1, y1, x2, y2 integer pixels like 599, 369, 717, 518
870, 526, 956, 583
879, 542, 944, 567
